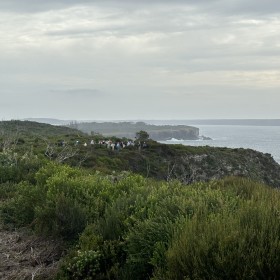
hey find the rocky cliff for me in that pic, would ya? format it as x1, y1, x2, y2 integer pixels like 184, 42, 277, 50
142, 144, 280, 187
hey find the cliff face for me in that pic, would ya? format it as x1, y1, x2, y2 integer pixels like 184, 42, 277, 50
121, 143, 280, 188
172, 149, 280, 187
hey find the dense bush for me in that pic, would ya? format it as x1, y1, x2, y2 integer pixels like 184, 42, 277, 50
2, 158, 280, 279
0, 150, 43, 183
164, 202, 280, 279
1, 182, 40, 226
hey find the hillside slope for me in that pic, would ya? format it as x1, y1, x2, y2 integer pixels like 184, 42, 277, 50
0, 120, 279, 187
81, 142, 280, 187
0, 120, 83, 137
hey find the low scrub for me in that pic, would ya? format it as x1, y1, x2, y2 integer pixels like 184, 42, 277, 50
1, 161, 280, 279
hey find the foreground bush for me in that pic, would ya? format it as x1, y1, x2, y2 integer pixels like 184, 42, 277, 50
2, 160, 280, 279
164, 203, 280, 279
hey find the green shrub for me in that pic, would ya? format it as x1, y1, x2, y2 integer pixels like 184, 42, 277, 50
0, 182, 18, 200
62, 250, 102, 280
59, 226, 126, 280
0, 150, 44, 184
0, 182, 41, 226
35, 194, 86, 240
125, 218, 173, 280
164, 201, 280, 280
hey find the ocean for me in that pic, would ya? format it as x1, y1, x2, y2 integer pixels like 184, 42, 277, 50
159, 125, 280, 164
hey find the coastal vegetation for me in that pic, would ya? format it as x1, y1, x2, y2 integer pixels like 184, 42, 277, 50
1, 120, 280, 279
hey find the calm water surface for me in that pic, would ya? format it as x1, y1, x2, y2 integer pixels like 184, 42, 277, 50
161, 125, 280, 164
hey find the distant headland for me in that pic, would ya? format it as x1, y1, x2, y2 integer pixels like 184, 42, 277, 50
23, 118, 203, 141
24, 118, 280, 127
69, 121, 201, 141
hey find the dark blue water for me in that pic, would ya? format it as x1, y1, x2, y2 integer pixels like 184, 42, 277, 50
160, 125, 280, 164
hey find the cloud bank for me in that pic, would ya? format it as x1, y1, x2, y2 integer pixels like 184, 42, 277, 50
1, 0, 280, 119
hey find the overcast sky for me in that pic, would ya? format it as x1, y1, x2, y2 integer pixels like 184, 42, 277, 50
1, 0, 280, 120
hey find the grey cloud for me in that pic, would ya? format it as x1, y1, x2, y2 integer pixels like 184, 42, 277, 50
0, 0, 91, 13
222, 0, 280, 15
46, 26, 123, 37
1, 0, 280, 120
2, 0, 280, 16
179, 0, 280, 16
0, 0, 215, 12
50, 88, 102, 97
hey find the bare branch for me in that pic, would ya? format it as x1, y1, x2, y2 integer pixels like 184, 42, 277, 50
56, 145, 79, 163
166, 161, 176, 182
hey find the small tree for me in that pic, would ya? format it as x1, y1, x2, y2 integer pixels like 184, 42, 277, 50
135, 130, 149, 142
